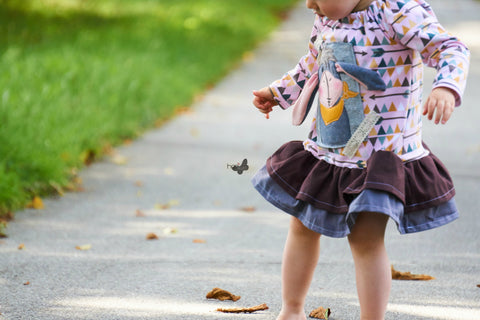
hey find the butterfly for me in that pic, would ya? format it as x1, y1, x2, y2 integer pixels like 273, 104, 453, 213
227, 158, 249, 175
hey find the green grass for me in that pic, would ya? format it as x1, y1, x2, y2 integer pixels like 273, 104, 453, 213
0, 0, 298, 216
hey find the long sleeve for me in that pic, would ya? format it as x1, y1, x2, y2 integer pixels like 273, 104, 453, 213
383, 0, 470, 106
269, 16, 320, 110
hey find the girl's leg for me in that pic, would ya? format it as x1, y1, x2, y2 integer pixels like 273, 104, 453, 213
348, 212, 391, 320
277, 217, 321, 320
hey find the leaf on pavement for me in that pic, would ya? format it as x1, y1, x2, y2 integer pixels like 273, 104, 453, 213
155, 199, 180, 210
75, 244, 92, 251
239, 206, 256, 213
309, 306, 331, 319
206, 287, 241, 301
216, 303, 268, 314
163, 227, 177, 235
18, 243, 25, 250
111, 154, 127, 165
193, 239, 206, 243
135, 209, 146, 217
146, 233, 159, 240
391, 265, 435, 281
26, 196, 44, 209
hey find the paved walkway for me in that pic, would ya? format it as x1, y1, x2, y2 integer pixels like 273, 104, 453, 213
1, 0, 479, 319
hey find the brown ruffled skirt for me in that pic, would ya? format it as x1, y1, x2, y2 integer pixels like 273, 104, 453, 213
252, 140, 458, 237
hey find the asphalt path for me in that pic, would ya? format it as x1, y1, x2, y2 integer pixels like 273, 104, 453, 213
1, 0, 479, 319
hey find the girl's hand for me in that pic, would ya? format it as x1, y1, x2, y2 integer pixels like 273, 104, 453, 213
423, 87, 456, 124
253, 87, 277, 117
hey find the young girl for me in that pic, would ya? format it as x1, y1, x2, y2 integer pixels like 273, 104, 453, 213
251, 0, 469, 319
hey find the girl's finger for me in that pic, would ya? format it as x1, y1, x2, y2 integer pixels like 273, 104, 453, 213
434, 101, 445, 124
441, 104, 454, 124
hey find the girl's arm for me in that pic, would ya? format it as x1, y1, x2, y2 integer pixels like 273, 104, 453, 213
385, 0, 470, 123
387, 0, 469, 105
268, 15, 321, 110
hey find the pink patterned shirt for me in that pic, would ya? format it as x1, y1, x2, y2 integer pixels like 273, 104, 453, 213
270, 0, 469, 168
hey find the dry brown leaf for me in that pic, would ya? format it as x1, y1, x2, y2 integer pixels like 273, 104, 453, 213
135, 209, 146, 217
155, 199, 180, 210
206, 287, 241, 302
193, 239, 206, 244
18, 243, 25, 250
391, 265, 435, 281
23, 281, 30, 286
75, 244, 92, 251
27, 196, 44, 210
309, 306, 331, 319
216, 303, 268, 314
239, 206, 256, 213
477, 284, 480, 288
146, 233, 159, 240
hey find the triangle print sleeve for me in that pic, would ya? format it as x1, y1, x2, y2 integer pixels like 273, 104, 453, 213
384, 0, 470, 106
270, 15, 321, 110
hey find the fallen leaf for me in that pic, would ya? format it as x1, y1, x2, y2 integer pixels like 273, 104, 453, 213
309, 306, 331, 319
477, 284, 480, 288
27, 196, 44, 210
146, 233, 159, 240
23, 281, 30, 286
163, 227, 178, 235
206, 287, 241, 301
75, 244, 92, 251
136, 209, 146, 217
216, 303, 268, 314
135, 181, 143, 187
175, 106, 194, 116
155, 199, 180, 210
111, 154, 127, 165
391, 265, 435, 281
193, 239, 206, 244
18, 243, 25, 250
168, 199, 180, 206
240, 206, 256, 212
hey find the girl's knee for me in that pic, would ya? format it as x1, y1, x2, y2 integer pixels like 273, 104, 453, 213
289, 217, 321, 239
348, 212, 388, 251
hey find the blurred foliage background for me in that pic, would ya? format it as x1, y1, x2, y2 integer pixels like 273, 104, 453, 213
0, 0, 298, 217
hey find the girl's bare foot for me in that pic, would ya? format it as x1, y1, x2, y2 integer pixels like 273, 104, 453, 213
276, 311, 307, 320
